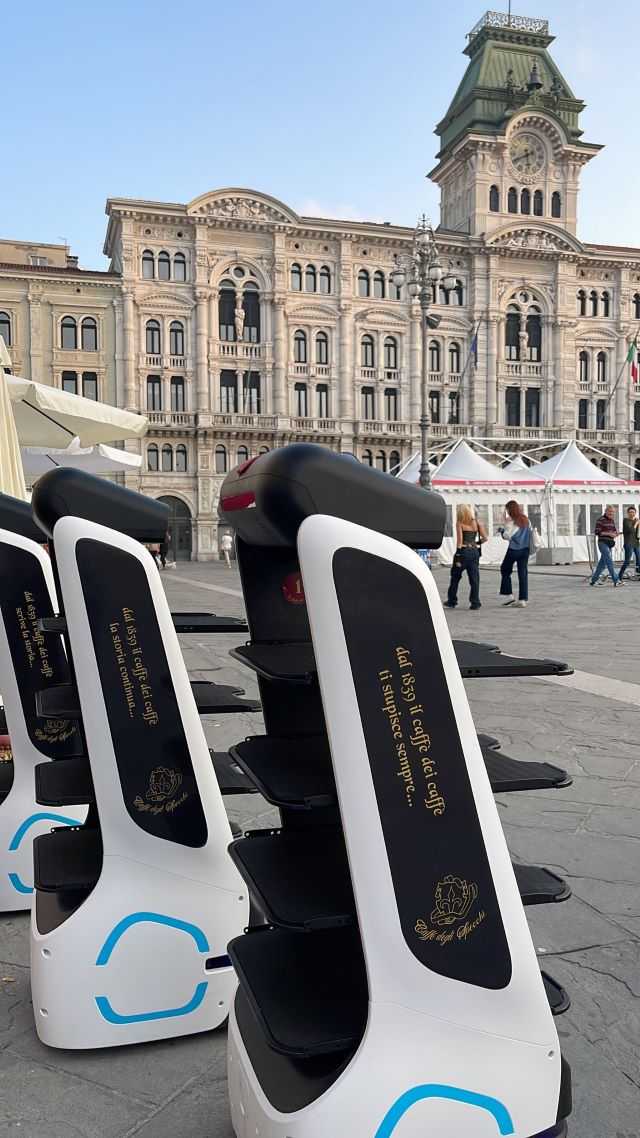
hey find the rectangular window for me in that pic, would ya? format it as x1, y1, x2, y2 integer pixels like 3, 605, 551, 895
384, 388, 398, 421
578, 399, 589, 430
317, 384, 329, 418
242, 371, 261, 414
528, 504, 542, 534
505, 387, 520, 426
429, 390, 440, 423
146, 375, 161, 411
556, 504, 571, 536
220, 370, 238, 413
171, 377, 185, 412
295, 382, 308, 417
590, 505, 603, 534
525, 388, 540, 427
362, 386, 374, 420
596, 400, 606, 430
61, 370, 77, 394
575, 505, 587, 536
82, 372, 98, 400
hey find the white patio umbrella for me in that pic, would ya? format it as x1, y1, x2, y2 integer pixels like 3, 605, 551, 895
0, 342, 27, 499
6, 374, 148, 448
21, 438, 143, 480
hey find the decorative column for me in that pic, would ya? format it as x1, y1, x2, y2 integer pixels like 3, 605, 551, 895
485, 315, 498, 430
122, 289, 137, 411
552, 318, 564, 430
27, 285, 44, 383
409, 308, 421, 424
338, 302, 353, 421
272, 297, 287, 416
195, 289, 209, 412
615, 332, 628, 434
113, 298, 125, 409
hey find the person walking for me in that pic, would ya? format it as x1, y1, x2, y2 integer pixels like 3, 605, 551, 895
159, 528, 170, 570
618, 506, 640, 581
444, 504, 487, 610
220, 531, 233, 568
499, 500, 532, 608
590, 505, 622, 586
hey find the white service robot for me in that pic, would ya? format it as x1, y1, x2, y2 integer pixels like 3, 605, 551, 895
217, 446, 571, 1138
28, 471, 249, 1048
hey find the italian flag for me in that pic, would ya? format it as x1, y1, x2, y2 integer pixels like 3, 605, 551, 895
628, 335, 639, 383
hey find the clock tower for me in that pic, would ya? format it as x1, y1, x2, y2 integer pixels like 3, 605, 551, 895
429, 11, 602, 237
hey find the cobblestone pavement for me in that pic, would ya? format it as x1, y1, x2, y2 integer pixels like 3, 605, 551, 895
1, 559, 638, 1137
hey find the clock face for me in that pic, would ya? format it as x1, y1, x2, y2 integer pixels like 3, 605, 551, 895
509, 132, 546, 178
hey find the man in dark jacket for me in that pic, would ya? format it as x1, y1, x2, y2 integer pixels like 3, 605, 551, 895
618, 506, 640, 580
590, 506, 621, 586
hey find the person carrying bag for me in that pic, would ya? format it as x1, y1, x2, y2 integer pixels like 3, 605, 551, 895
445, 504, 487, 610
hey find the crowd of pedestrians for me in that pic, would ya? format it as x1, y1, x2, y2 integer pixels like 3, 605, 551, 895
590, 505, 640, 587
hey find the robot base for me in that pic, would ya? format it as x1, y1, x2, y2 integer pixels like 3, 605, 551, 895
227, 999, 565, 1138
31, 857, 246, 1049
0, 799, 85, 912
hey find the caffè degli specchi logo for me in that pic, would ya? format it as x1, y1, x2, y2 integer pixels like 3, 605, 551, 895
415, 876, 486, 946
133, 766, 188, 815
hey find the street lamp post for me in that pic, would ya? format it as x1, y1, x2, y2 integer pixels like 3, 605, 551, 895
391, 216, 457, 489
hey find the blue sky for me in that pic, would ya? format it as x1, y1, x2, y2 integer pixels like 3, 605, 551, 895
1, 0, 636, 268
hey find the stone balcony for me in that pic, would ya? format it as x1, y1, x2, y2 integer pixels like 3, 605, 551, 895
147, 412, 196, 428
500, 426, 563, 440
211, 412, 278, 432
501, 362, 544, 379
576, 428, 617, 444
140, 354, 191, 371
354, 419, 412, 439
214, 341, 270, 363
290, 363, 332, 379
289, 417, 339, 433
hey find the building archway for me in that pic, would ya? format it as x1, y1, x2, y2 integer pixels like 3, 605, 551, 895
157, 495, 193, 561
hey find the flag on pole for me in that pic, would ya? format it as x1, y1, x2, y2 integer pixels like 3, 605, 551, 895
627, 333, 639, 384
470, 329, 478, 369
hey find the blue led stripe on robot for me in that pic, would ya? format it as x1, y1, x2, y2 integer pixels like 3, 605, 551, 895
95, 981, 209, 1025
95, 911, 210, 965
8, 812, 83, 850
374, 1084, 514, 1137
8, 872, 33, 895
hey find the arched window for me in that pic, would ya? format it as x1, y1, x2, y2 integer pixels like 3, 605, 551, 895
158, 251, 171, 281
219, 280, 236, 341
169, 320, 184, 356
146, 319, 161, 355
429, 390, 440, 423
602, 291, 611, 317
215, 444, 227, 473
305, 264, 317, 292
161, 444, 173, 472
294, 329, 307, 363
170, 376, 185, 412
389, 450, 401, 474
449, 391, 460, 424
633, 293, 640, 319
0, 311, 11, 347
80, 317, 97, 351
291, 263, 302, 292
634, 403, 640, 431
577, 290, 587, 317
242, 282, 260, 343
317, 265, 331, 294
578, 399, 588, 429
294, 382, 308, 416
489, 185, 500, 212
597, 351, 607, 384
315, 331, 329, 365
220, 370, 238, 412
428, 340, 441, 372
454, 280, 464, 306
82, 372, 98, 400
373, 271, 385, 299
142, 250, 154, 279
533, 189, 544, 216
316, 384, 329, 417
61, 370, 77, 394
173, 253, 186, 282
237, 445, 249, 464
590, 290, 598, 317
147, 444, 159, 471
449, 341, 461, 374
146, 375, 161, 411
505, 306, 520, 360
375, 451, 387, 472
361, 386, 375, 419
361, 449, 373, 466
390, 275, 403, 301
521, 188, 531, 214
507, 187, 518, 213
259, 446, 269, 455
61, 315, 77, 350
361, 334, 375, 368
175, 444, 187, 472
384, 388, 398, 421
526, 306, 541, 361
358, 269, 370, 298
600, 458, 609, 472
551, 191, 561, 218
596, 399, 606, 430
579, 351, 589, 384
384, 336, 397, 370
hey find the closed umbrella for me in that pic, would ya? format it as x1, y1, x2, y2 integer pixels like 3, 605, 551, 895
0, 342, 27, 499
7, 374, 147, 447
22, 438, 142, 480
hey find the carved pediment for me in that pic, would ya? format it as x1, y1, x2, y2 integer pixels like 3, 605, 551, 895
287, 304, 338, 322
355, 306, 410, 326
187, 188, 298, 226
138, 290, 194, 309
487, 224, 583, 255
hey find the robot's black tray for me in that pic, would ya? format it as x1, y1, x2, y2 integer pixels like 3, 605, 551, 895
230, 736, 336, 809
483, 748, 571, 792
172, 612, 249, 634
513, 864, 571, 905
35, 758, 94, 807
228, 926, 368, 1058
231, 639, 572, 684
229, 830, 356, 931
36, 680, 260, 719
0, 758, 13, 803
33, 827, 102, 892
210, 750, 256, 795
542, 971, 571, 1015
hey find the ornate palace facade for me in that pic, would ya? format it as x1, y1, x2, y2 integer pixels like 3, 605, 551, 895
2, 10, 640, 558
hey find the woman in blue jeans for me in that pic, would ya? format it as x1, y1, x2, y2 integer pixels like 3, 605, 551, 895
499, 500, 532, 608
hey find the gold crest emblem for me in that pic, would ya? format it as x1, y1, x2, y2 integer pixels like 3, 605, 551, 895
146, 766, 182, 803
430, 875, 478, 927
